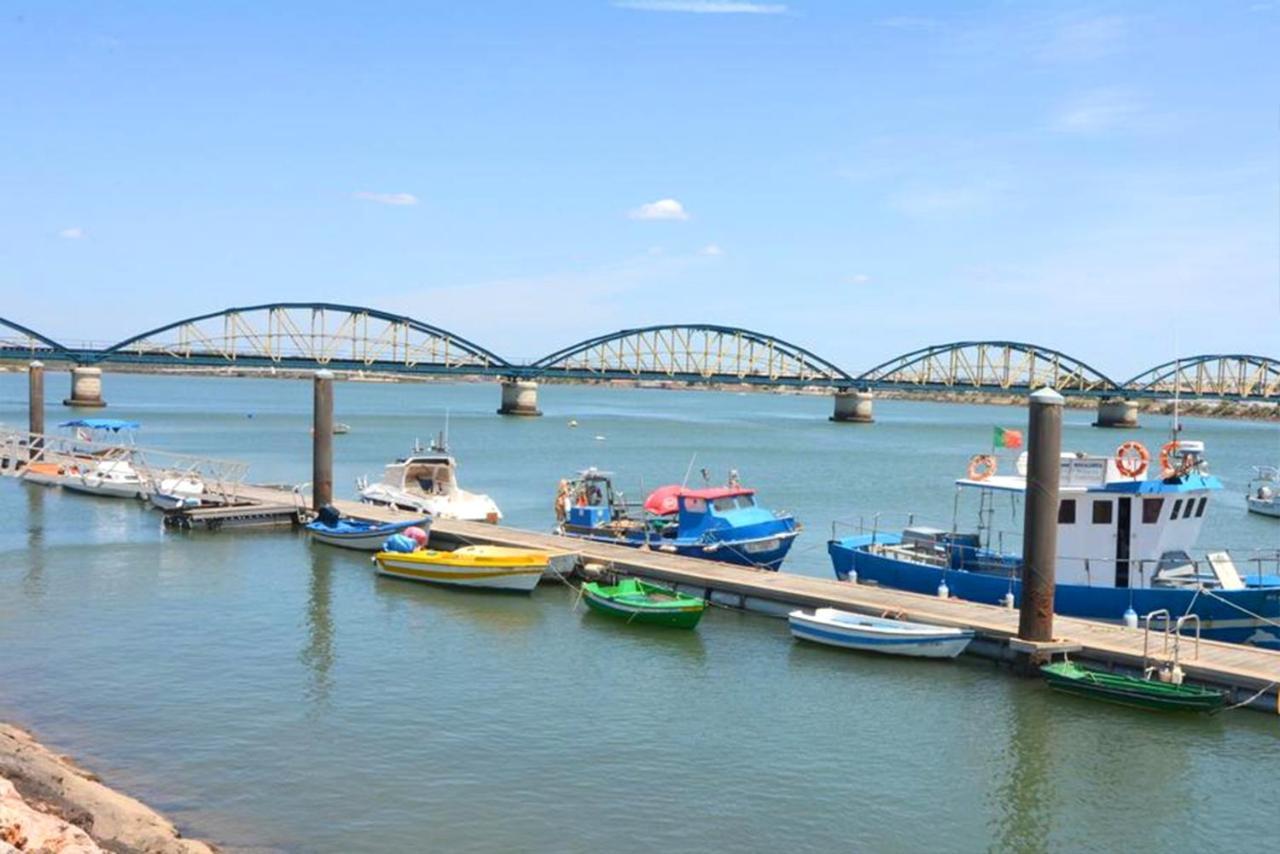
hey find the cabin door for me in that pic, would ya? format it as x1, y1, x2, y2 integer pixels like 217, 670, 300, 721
1115, 497, 1132, 588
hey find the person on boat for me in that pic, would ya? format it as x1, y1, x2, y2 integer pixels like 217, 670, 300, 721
555, 480, 571, 523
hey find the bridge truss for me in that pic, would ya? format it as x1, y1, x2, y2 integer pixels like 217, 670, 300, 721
854, 341, 1119, 395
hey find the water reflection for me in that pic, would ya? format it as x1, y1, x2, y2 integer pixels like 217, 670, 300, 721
990, 690, 1052, 854
300, 549, 336, 705
23, 485, 46, 600
372, 574, 546, 634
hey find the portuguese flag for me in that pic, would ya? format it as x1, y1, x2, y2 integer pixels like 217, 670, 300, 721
993, 426, 1024, 449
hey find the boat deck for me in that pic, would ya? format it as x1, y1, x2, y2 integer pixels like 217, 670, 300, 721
299, 490, 1280, 713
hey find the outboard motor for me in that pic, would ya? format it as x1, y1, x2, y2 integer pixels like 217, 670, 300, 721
317, 504, 342, 527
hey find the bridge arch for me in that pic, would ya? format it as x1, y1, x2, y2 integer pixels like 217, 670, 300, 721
530, 324, 856, 387
1122, 355, 1280, 400
854, 341, 1120, 394
89, 302, 510, 373
0, 316, 69, 356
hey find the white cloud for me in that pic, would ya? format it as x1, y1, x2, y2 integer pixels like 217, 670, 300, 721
848, 273, 871, 284
698, 243, 724, 256
889, 184, 1002, 217
58, 227, 85, 239
1040, 15, 1126, 62
1049, 89, 1141, 134
629, 198, 690, 221
352, 191, 419, 206
614, 1, 787, 12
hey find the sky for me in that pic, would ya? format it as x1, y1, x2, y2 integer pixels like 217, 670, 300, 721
1, 1, 1278, 378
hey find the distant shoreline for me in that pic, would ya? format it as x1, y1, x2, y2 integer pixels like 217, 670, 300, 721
2, 363, 1276, 422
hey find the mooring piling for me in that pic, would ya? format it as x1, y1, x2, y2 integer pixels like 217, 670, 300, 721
312, 370, 334, 510
28, 361, 44, 461
1018, 387, 1064, 645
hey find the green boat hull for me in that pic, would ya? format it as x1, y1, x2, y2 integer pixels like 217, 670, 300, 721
581, 579, 706, 629
1041, 662, 1226, 713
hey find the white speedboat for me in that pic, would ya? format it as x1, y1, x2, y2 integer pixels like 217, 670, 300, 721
1247, 466, 1280, 518
788, 608, 975, 658
62, 458, 148, 500
358, 435, 502, 523
149, 474, 206, 510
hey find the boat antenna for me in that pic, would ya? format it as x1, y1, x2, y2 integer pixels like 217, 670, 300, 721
443, 408, 451, 451
681, 453, 698, 488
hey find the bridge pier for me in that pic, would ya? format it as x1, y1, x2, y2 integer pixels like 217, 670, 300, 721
830, 389, 874, 423
497, 379, 541, 416
63, 366, 106, 408
1093, 397, 1139, 429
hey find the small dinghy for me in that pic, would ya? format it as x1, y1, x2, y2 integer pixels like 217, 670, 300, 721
788, 608, 974, 658
306, 505, 430, 551
580, 578, 706, 629
1040, 661, 1226, 713
373, 545, 549, 592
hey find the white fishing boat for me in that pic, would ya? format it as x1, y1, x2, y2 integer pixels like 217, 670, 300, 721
788, 608, 975, 659
61, 458, 148, 499
1247, 466, 1280, 518
358, 434, 502, 523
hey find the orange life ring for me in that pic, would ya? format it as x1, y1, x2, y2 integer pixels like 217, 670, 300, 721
1114, 440, 1149, 478
967, 454, 997, 481
1159, 441, 1191, 477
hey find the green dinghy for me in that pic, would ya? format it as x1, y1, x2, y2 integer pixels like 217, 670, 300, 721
581, 578, 706, 629
1041, 661, 1226, 713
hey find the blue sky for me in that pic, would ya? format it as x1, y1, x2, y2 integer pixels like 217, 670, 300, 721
2, 1, 1277, 377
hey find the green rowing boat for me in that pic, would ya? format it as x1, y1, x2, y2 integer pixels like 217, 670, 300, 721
581, 578, 706, 629
1041, 661, 1226, 713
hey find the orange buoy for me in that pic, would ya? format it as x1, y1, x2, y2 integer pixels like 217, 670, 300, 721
967, 454, 997, 481
1115, 440, 1149, 478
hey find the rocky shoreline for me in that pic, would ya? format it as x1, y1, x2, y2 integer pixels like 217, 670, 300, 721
0, 723, 214, 853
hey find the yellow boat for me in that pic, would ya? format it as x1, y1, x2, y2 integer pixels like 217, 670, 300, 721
373, 545, 551, 592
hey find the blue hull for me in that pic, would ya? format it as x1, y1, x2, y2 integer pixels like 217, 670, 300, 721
563, 528, 796, 570
829, 536, 1280, 649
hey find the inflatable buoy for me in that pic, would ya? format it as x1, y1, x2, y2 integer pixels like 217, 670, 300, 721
1114, 440, 1149, 478
967, 454, 997, 481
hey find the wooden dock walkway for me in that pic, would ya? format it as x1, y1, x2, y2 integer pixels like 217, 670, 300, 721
242, 487, 1280, 714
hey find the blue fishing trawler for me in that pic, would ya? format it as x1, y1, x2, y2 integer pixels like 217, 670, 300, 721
828, 440, 1280, 649
556, 468, 800, 570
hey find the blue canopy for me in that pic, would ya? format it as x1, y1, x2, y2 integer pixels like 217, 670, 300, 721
59, 419, 140, 432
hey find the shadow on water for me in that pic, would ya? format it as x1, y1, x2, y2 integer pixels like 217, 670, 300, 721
574, 605, 709, 661
370, 572, 548, 633
301, 548, 336, 707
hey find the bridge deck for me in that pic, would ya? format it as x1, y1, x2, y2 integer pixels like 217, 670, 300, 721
229, 486, 1280, 713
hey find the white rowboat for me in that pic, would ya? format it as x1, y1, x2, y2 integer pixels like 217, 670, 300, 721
788, 608, 974, 659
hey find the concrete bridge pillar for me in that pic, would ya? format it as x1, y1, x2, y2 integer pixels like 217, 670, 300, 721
63, 366, 106, 408
830, 389, 874, 423
1093, 397, 1138, 429
498, 379, 541, 416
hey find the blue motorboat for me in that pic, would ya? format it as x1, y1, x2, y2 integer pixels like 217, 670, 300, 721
305, 505, 430, 551
555, 469, 799, 570
828, 439, 1280, 649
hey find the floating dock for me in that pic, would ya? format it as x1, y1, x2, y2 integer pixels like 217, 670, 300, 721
238, 487, 1280, 714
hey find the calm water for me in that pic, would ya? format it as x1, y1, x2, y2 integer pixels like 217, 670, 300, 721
1, 372, 1278, 852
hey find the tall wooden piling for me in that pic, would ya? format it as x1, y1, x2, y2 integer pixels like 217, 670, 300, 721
312, 370, 334, 510
1017, 387, 1064, 643
28, 360, 44, 460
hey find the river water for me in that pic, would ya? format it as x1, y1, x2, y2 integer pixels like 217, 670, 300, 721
0, 373, 1277, 852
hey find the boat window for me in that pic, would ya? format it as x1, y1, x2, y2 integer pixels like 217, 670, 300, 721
1170, 499, 1183, 520
712, 497, 736, 512
1142, 498, 1163, 524
1182, 499, 1195, 519
1091, 500, 1112, 525
1057, 499, 1075, 524
736, 495, 756, 509
1195, 496, 1207, 517
682, 497, 707, 513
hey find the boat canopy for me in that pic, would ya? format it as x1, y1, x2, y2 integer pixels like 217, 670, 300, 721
644, 484, 757, 515
59, 419, 140, 431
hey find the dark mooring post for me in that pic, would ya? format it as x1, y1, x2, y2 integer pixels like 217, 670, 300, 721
28, 360, 45, 461
312, 370, 334, 511
1018, 387, 1064, 644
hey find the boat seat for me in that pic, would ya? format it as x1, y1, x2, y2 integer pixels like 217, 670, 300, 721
1206, 552, 1245, 591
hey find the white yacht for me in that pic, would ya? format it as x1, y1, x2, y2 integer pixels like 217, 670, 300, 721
358, 435, 502, 523
1247, 466, 1279, 518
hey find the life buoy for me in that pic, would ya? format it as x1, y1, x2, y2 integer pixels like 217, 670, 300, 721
1114, 440, 1149, 478
1159, 441, 1191, 477
967, 454, 997, 481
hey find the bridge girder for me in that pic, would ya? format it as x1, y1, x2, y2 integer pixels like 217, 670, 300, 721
1121, 355, 1280, 401
854, 341, 1120, 394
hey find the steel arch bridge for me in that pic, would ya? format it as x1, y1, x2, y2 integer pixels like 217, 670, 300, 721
67, 303, 510, 375
853, 341, 1121, 396
528, 324, 855, 387
1, 305, 1278, 402
1121, 355, 1280, 402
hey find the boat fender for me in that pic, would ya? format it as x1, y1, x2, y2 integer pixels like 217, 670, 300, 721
1122, 607, 1138, 629
846, 568, 858, 585
936, 579, 950, 599
1001, 591, 1015, 609
966, 454, 996, 481
1114, 441, 1149, 479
